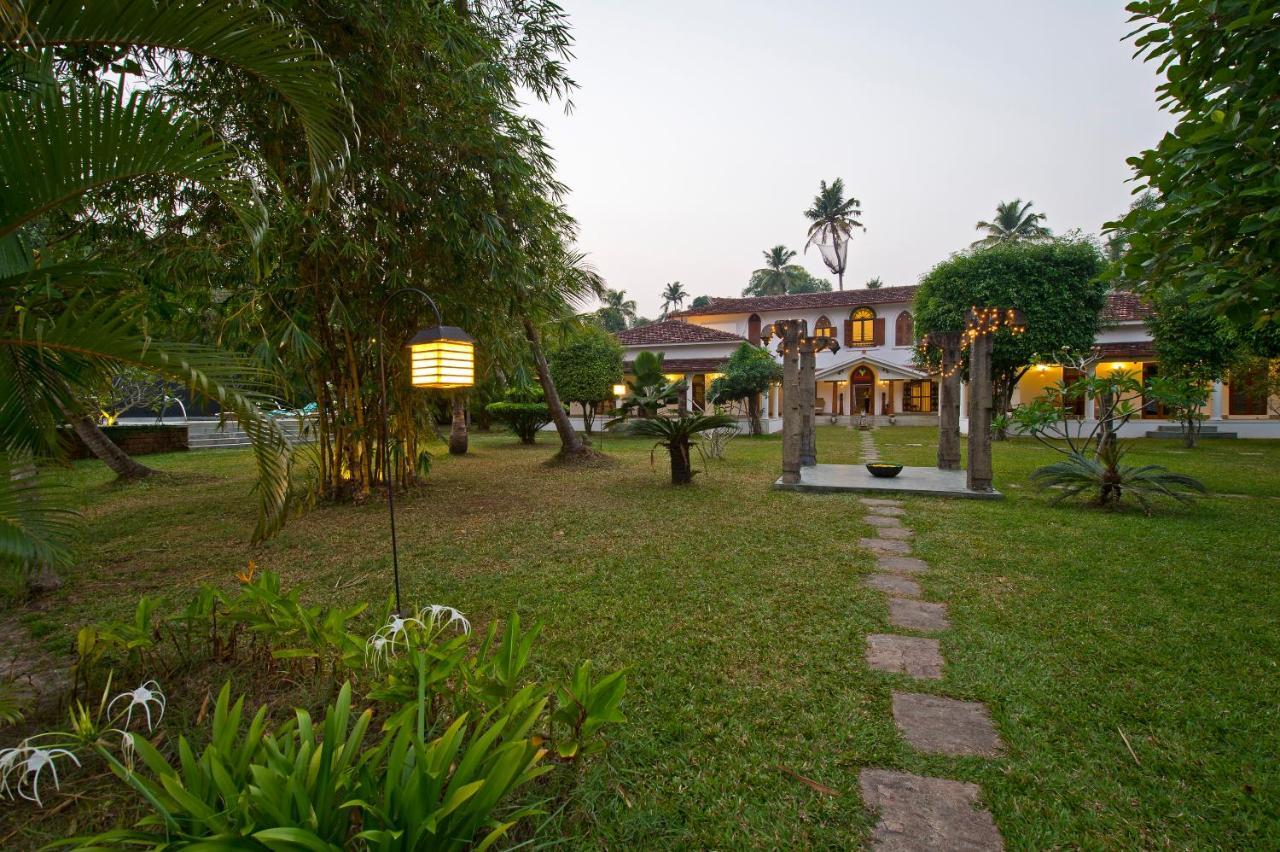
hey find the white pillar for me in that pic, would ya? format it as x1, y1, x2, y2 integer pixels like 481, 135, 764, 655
685, 374, 694, 412
1211, 381, 1224, 419
959, 380, 967, 418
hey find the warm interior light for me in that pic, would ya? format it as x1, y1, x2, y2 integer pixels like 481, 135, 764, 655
612, 383, 627, 397
407, 326, 474, 389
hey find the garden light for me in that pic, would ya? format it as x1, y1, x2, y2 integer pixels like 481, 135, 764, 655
407, 326, 475, 389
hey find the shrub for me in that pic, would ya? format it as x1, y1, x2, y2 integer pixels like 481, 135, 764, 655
485, 386, 551, 444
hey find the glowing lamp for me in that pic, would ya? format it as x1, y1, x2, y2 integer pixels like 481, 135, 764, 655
613, 383, 627, 397
407, 326, 475, 389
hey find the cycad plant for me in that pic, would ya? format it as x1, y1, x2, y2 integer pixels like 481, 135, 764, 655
1011, 365, 1206, 511
626, 412, 736, 485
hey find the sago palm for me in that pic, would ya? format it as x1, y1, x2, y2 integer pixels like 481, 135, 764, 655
973, 199, 1051, 247
0, 0, 355, 582
804, 178, 862, 290
1030, 444, 1205, 512
625, 412, 736, 485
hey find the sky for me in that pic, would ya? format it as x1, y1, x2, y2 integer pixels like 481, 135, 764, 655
521, 1, 1173, 319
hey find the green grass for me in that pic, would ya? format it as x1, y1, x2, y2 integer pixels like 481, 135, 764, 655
3, 425, 1278, 847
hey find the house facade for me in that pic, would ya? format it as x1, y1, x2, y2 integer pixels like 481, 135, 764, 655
606, 287, 1280, 438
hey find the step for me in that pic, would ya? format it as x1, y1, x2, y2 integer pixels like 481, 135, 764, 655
1152, 424, 1221, 434
1144, 430, 1237, 439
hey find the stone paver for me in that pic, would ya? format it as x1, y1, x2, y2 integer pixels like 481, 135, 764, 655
877, 555, 930, 575
861, 537, 911, 554
889, 598, 950, 632
859, 769, 1004, 851
864, 514, 903, 528
864, 573, 921, 598
891, 692, 1003, 757
868, 506, 907, 518
860, 498, 904, 508
876, 526, 915, 540
865, 634, 943, 679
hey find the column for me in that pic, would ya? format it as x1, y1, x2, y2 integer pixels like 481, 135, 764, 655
1211, 381, 1224, 420
781, 333, 802, 484
684, 374, 694, 415
799, 346, 817, 466
938, 332, 962, 470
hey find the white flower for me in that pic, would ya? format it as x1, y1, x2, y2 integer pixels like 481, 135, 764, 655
0, 745, 25, 798
14, 746, 80, 807
416, 604, 470, 635
375, 613, 424, 653
364, 633, 394, 672
107, 680, 166, 732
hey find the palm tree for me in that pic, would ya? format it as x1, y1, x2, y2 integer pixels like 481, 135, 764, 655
596, 288, 636, 332
661, 281, 687, 316
973, 199, 1052, 247
752, 246, 798, 295
0, 0, 354, 586
865, 276, 883, 290
804, 178, 863, 291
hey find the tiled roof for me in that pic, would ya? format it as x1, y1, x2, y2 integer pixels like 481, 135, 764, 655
623, 357, 728, 373
1100, 290, 1152, 322
670, 286, 1154, 324
668, 285, 918, 317
615, 319, 746, 346
1093, 341, 1156, 359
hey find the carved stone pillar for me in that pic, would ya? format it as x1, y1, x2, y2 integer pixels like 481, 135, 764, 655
936, 331, 962, 471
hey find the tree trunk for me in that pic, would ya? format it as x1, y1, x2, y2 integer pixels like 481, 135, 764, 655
966, 331, 994, 492
669, 439, 693, 484
520, 314, 586, 457
66, 409, 157, 481
448, 394, 468, 455
747, 393, 761, 437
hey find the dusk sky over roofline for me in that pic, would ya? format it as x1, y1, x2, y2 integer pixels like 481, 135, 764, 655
522, 1, 1173, 319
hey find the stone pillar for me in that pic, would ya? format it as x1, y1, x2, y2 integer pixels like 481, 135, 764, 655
799, 346, 817, 466
967, 331, 994, 492
780, 335, 802, 484
1211, 381, 1224, 420
937, 331, 962, 471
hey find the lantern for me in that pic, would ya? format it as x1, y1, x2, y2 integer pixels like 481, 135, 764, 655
612, 383, 627, 398
407, 326, 475, 388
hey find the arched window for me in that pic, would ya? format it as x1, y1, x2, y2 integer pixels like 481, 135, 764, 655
849, 307, 876, 346
747, 313, 761, 344
895, 311, 914, 346
814, 315, 834, 338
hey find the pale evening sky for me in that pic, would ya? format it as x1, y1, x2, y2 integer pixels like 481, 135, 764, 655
522, 1, 1172, 319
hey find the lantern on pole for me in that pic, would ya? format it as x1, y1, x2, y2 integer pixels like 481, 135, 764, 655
407, 326, 475, 389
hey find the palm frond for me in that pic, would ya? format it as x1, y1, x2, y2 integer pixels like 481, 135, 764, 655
0, 453, 78, 574
15, 0, 354, 182
0, 83, 268, 242
0, 299, 293, 543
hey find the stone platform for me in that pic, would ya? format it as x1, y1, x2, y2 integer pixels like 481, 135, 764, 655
774, 463, 1003, 499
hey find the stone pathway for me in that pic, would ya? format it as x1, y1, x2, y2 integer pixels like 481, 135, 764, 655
855, 483, 1005, 850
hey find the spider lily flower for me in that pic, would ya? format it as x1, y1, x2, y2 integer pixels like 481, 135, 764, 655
107, 680, 166, 732
0, 745, 25, 798
375, 613, 424, 652
417, 604, 471, 635
14, 745, 80, 807
364, 633, 394, 672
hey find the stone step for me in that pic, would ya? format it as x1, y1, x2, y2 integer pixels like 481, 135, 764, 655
859, 769, 1003, 850
1144, 429, 1236, 439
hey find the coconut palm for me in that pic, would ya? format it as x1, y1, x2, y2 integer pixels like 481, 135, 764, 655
972, 199, 1052, 247
0, 0, 354, 585
596, 288, 636, 332
804, 178, 863, 291
752, 246, 799, 295
661, 281, 687, 316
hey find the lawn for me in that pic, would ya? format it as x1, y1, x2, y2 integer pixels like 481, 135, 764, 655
2, 425, 1278, 847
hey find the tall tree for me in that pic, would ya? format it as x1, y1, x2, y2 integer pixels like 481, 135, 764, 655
972, 199, 1052, 247
914, 239, 1107, 418
1111, 0, 1279, 331
596, 288, 636, 332
135, 0, 582, 497
661, 281, 687, 316
803, 178, 863, 291
549, 327, 623, 435
742, 264, 831, 297
751, 246, 798, 295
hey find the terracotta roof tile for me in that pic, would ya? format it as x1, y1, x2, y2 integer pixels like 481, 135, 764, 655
615, 319, 746, 346
669, 286, 918, 317
1100, 290, 1152, 322
622, 357, 729, 373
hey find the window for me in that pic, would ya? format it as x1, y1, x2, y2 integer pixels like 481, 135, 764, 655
849, 307, 876, 345
903, 380, 936, 413
747, 314, 761, 343
814, 316, 834, 338
895, 311, 914, 346
1062, 368, 1086, 417
1141, 363, 1168, 417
